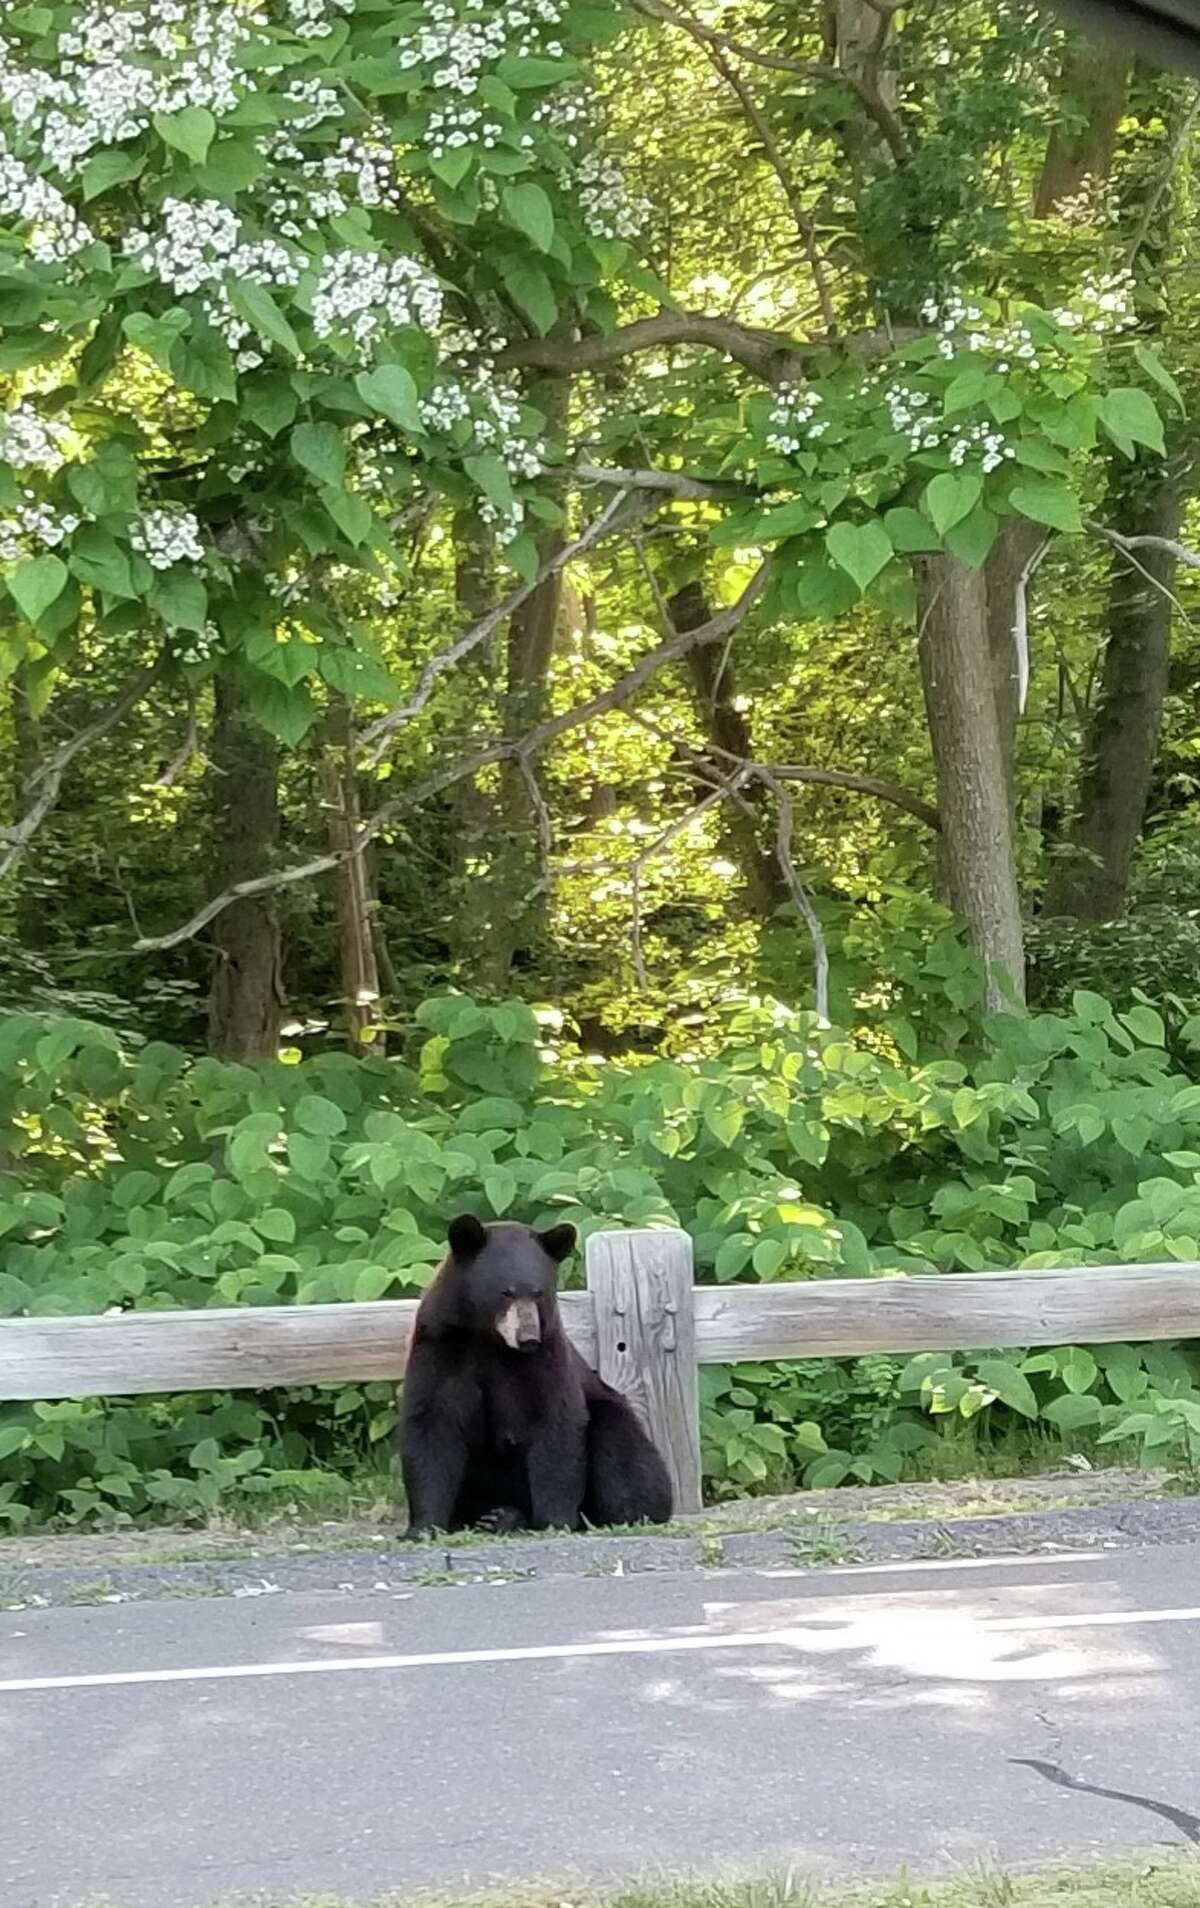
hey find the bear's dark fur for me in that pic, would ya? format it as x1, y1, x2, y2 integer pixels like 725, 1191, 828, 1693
400, 1216, 674, 1535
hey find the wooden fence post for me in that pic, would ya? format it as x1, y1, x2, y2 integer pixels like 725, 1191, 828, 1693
585, 1226, 702, 1515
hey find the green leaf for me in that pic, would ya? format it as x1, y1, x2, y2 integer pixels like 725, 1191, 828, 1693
1133, 342, 1185, 415
705, 1102, 744, 1147
287, 1131, 331, 1179
69, 527, 136, 599
227, 281, 301, 358
484, 1167, 517, 1215
1099, 386, 1165, 457
8, 554, 67, 625
322, 485, 373, 547
944, 503, 998, 568
824, 519, 893, 593
1059, 1347, 1098, 1395
752, 1237, 787, 1278
354, 363, 423, 432
1009, 476, 1081, 534
80, 146, 146, 202
254, 1207, 296, 1244
465, 452, 514, 510
943, 368, 989, 414
148, 569, 208, 633
154, 106, 217, 163
925, 471, 982, 536
293, 1094, 346, 1137
123, 308, 190, 375
1041, 1392, 1103, 1433
501, 260, 558, 336
1121, 1003, 1166, 1046
496, 53, 574, 87
168, 322, 236, 402
1113, 1115, 1152, 1158
291, 421, 345, 487
883, 507, 940, 553
245, 676, 315, 746
975, 1357, 1039, 1419
752, 499, 820, 540
243, 374, 299, 438
429, 148, 473, 188
502, 181, 555, 252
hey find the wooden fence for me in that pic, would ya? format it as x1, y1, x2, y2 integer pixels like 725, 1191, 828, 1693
3, 1227, 1200, 1512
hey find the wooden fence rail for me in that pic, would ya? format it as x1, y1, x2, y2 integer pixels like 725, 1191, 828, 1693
2, 1228, 1199, 1512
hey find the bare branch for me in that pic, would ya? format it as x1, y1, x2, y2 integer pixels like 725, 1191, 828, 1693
755, 765, 831, 1025
517, 752, 555, 904
497, 311, 912, 383
359, 488, 652, 765
676, 5, 838, 332
627, 0, 908, 164
628, 708, 940, 830
1086, 518, 1200, 571
1012, 537, 1050, 715
153, 686, 200, 789
572, 460, 752, 501
131, 571, 770, 954
1127, 92, 1200, 270
0, 659, 162, 878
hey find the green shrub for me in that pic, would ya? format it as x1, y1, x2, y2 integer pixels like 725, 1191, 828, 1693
5, 984, 1200, 1526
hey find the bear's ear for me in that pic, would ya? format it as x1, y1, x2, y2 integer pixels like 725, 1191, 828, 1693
537, 1222, 576, 1264
448, 1213, 487, 1260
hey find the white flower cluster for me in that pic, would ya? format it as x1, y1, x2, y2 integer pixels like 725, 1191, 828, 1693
418, 382, 473, 431
126, 198, 301, 368
575, 149, 649, 242
479, 493, 526, 547
0, 497, 80, 563
1054, 268, 1136, 335
267, 132, 399, 235
0, 403, 71, 473
312, 249, 444, 356
921, 293, 1044, 370
765, 386, 823, 456
0, 136, 93, 261
397, 0, 567, 97
278, 73, 344, 133
426, 103, 505, 158
130, 506, 205, 569
420, 368, 544, 478
882, 382, 939, 452
284, 0, 353, 39
945, 422, 1015, 473
0, 2, 251, 180
174, 620, 221, 666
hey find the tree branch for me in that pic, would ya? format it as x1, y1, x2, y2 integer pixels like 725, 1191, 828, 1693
497, 311, 911, 383
571, 460, 753, 501
627, 0, 908, 163
1086, 517, 1200, 570
359, 487, 652, 765
755, 764, 831, 1026
674, 6, 839, 332
130, 571, 771, 953
0, 659, 162, 878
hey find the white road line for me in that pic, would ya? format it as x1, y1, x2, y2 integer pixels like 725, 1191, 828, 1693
2, 1602, 1200, 1695
767, 1550, 1108, 1579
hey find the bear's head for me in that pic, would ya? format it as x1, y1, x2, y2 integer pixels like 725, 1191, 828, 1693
443, 1214, 576, 1352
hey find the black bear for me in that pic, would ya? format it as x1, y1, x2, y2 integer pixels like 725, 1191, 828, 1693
400, 1215, 673, 1535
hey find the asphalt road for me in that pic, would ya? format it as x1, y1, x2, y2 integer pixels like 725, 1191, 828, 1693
5, 1544, 1200, 1907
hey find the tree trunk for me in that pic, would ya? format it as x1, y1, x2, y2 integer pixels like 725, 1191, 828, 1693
983, 519, 1044, 803
673, 581, 785, 920
1044, 457, 1184, 919
469, 544, 563, 994
448, 509, 499, 924
10, 662, 43, 948
915, 555, 1025, 1009
1034, 48, 1129, 216
207, 676, 283, 1060
320, 699, 384, 1047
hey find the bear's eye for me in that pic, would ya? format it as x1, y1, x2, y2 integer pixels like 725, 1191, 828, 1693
501, 1287, 515, 1300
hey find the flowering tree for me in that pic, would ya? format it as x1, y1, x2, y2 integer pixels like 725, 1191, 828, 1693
0, 0, 1187, 1032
